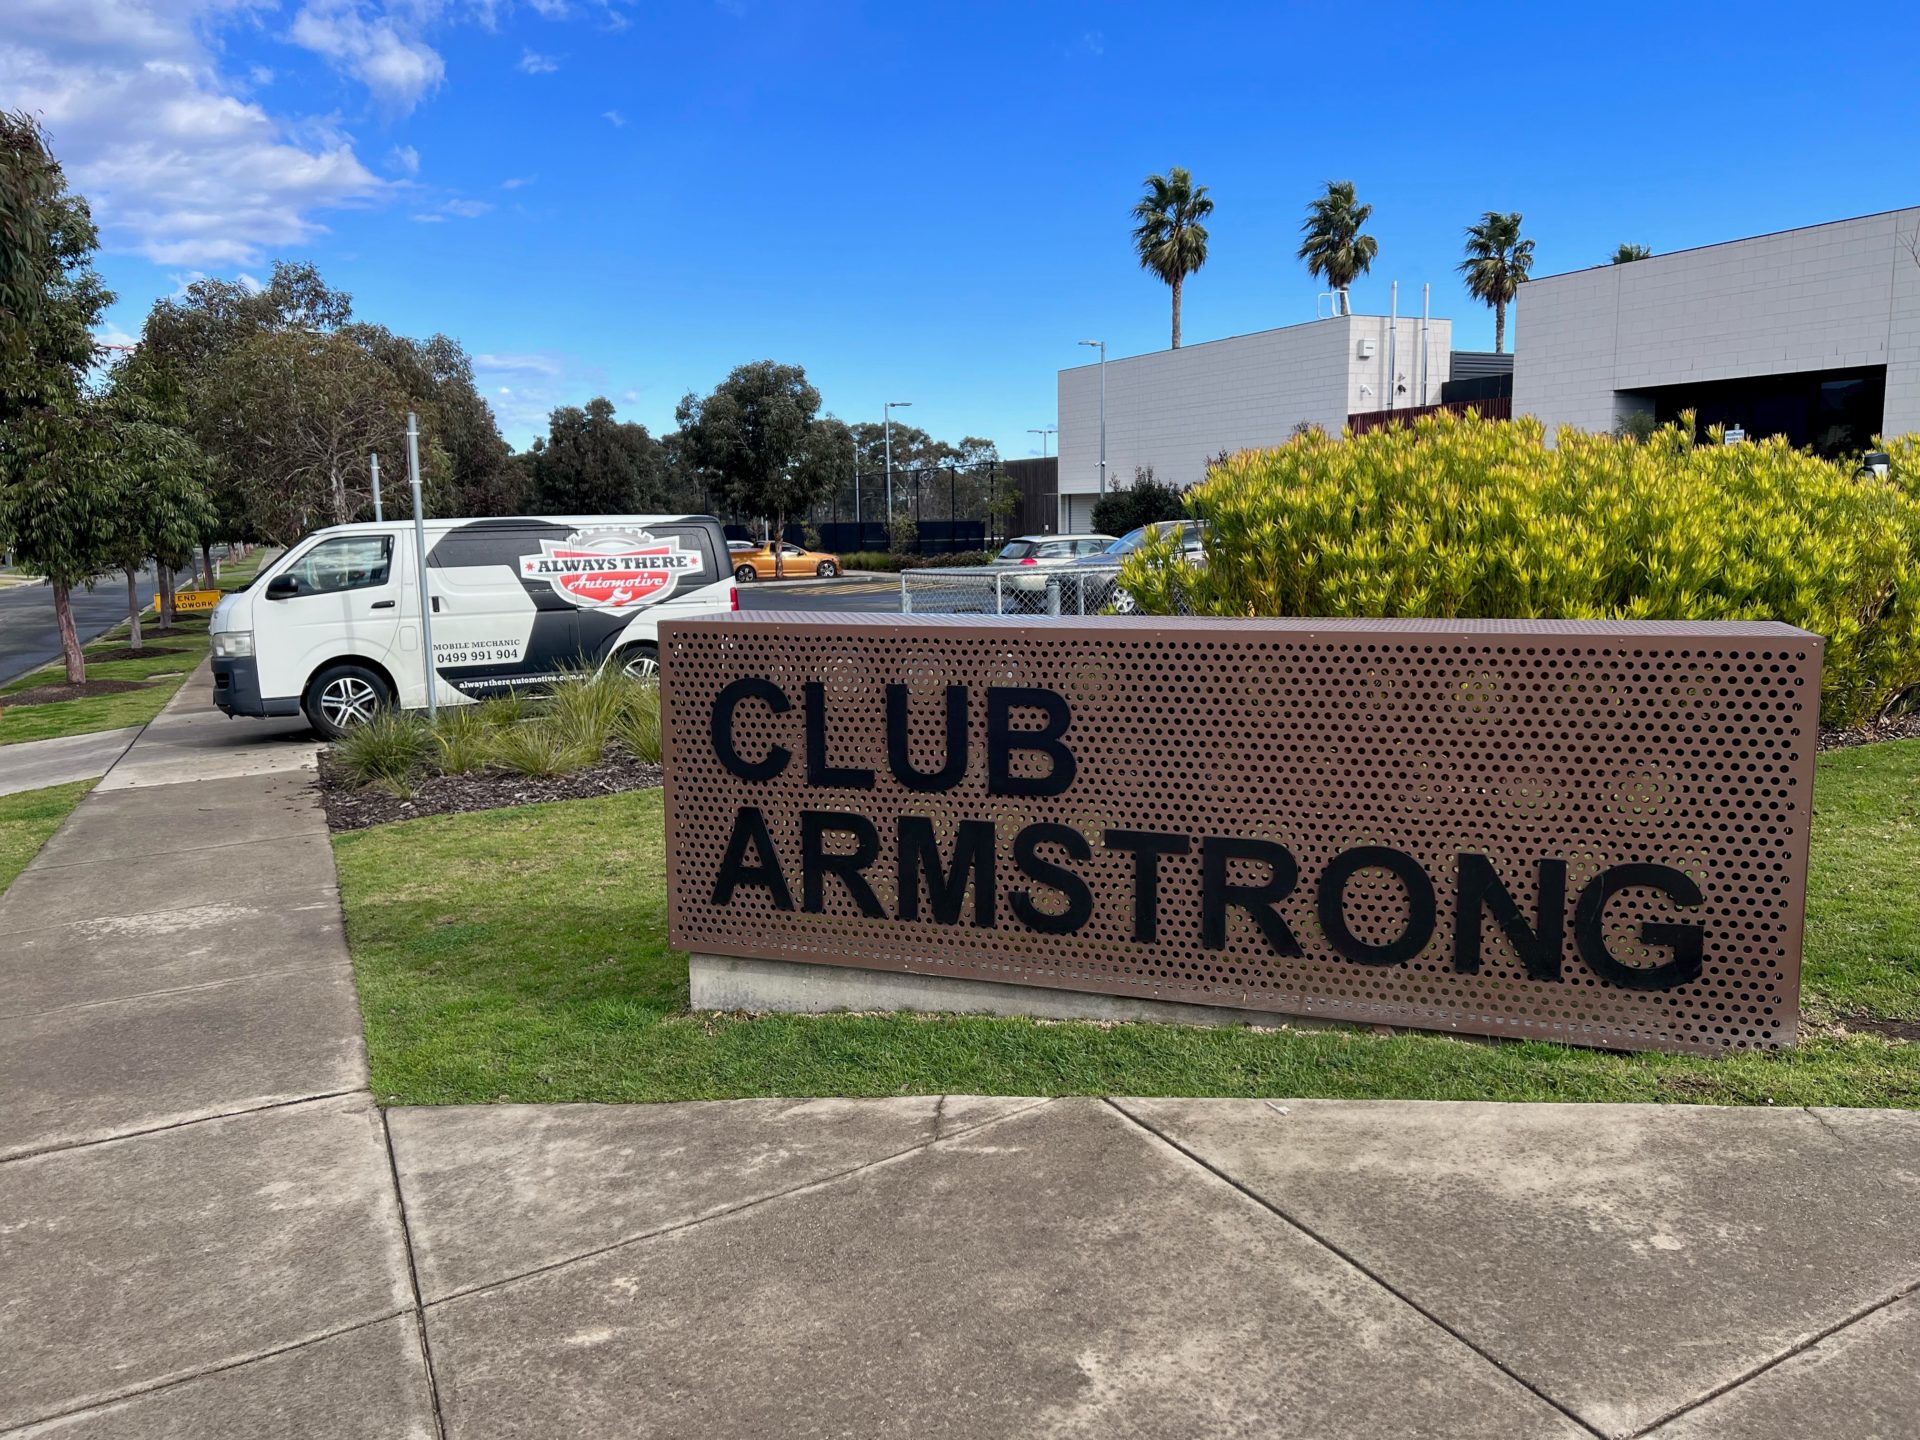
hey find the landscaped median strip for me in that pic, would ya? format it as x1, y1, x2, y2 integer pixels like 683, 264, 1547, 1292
331, 737, 1920, 1108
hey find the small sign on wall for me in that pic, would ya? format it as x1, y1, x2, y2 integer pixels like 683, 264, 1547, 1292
660, 614, 1821, 1056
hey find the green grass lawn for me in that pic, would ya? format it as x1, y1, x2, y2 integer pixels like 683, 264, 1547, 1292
335, 738, 1920, 1108
0, 780, 94, 895
0, 617, 210, 746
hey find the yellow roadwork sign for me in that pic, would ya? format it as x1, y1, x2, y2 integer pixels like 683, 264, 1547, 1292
158, 590, 223, 613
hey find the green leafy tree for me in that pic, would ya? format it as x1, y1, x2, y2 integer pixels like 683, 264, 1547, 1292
1297, 180, 1377, 313
1611, 243, 1652, 264
1132, 168, 1213, 349
0, 120, 118, 681
0, 404, 129, 681
1458, 211, 1535, 353
677, 361, 823, 576
101, 399, 213, 646
203, 329, 431, 542
0, 112, 58, 368
527, 396, 661, 514
1091, 467, 1187, 537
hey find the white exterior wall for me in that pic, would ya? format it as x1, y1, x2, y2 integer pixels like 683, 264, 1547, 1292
1055, 314, 1453, 529
1514, 206, 1920, 439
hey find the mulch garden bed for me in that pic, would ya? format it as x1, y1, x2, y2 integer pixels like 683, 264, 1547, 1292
316, 751, 664, 832
1818, 713, 1920, 751
1, 679, 152, 707
85, 645, 194, 663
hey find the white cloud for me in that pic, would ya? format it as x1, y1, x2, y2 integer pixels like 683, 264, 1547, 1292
248, 64, 275, 87
389, 143, 420, 175
500, 174, 535, 189
0, 6, 385, 267
476, 352, 565, 378
440, 197, 491, 217
517, 48, 558, 73
288, 1, 447, 114
526, 0, 569, 16
410, 212, 448, 223
602, 109, 625, 127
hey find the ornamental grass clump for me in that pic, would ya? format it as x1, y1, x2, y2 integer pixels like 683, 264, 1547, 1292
1121, 412, 1920, 725
334, 710, 435, 795
431, 705, 495, 775
612, 680, 663, 764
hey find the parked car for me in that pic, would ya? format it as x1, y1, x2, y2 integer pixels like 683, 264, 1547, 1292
209, 514, 736, 738
731, 540, 841, 581
1073, 521, 1209, 612
991, 534, 1115, 592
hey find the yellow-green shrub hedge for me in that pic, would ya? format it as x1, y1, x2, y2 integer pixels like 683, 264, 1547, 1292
1122, 412, 1920, 725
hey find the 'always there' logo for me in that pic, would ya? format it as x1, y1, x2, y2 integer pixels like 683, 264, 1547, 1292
519, 528, 703, 609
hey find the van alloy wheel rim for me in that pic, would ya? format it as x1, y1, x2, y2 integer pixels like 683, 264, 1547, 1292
320, 676, 380, 728
623, 651, 659, 679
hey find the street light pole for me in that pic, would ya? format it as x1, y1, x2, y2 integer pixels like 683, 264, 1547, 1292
1027, 426, 1056, 458
1078, 339, 1107, 496
884, 400, 912, 527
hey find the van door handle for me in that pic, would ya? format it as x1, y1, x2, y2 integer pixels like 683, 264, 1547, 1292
431, 597, 442, 613
370, 599, 395, 610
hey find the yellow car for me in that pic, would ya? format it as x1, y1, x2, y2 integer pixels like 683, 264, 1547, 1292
728, 540, 842, 582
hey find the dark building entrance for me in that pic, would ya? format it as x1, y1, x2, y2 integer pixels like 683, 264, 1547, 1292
1626, 365, 1886, 458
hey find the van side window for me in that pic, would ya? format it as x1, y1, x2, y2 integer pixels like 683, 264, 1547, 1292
296, 537, 393, 594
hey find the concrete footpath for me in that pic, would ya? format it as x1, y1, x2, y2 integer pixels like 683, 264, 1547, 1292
0, 727, 143, 798
3, 669, 1918, 1437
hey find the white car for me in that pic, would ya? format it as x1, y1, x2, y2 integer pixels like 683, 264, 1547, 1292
210, 513, 736, 737
992, 534, 1115, 592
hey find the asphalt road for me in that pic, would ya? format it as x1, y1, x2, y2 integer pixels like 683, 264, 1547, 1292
0, 563, 196, 686
734, 573, 903, 614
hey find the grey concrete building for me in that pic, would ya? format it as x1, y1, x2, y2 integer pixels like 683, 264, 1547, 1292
1055, 313, 1451, 533
1514, 206, 1920, 450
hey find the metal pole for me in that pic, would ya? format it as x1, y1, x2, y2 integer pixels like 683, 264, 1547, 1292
1388, 281, 1399, 412
1098, 347, 1106, 496
884, 418, 892, 525
852, 431, 861, 526
406, 412, 437, 721
1420, 283, 1431, 406
370, 453, 383, 522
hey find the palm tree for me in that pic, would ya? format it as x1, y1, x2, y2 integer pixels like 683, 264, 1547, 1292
1297, 180, 1377, 313
1458, 211, 1535, 354
1611, 243, 1651, 264
1131, 168, 1213, 349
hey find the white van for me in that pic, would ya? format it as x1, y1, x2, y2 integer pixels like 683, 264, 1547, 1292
209, 514, 735, 737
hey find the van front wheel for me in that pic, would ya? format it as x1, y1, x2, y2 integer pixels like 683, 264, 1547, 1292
304, 663, 392, 740
617, 643, 659, 681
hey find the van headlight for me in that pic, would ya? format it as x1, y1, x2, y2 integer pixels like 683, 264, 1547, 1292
212, 631, 254, 659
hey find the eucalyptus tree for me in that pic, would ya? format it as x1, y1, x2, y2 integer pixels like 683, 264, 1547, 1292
1131, 168, 1213, 348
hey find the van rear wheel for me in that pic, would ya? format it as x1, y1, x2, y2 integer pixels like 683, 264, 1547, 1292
304, 663, 392, 740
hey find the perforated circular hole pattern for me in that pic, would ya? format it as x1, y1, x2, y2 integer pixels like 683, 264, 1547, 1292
660, 615, 1821, 1055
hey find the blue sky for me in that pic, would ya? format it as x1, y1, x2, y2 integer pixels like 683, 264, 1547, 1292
9, 1, 1920, 455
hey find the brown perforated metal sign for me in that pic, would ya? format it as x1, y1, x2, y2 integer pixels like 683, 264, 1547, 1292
660, 615, 1821, 1055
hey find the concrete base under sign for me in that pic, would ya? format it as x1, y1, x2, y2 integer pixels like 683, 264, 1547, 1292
688, 954, 1342, 1031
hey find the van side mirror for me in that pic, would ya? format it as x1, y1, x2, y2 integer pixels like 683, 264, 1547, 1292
265, 574, 300, 600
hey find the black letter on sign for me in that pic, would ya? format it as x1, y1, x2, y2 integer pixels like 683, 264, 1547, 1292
1573, 863, 1705, 991
987, 687, 1076, 798
712, 677, 790, 782
1201, 838, 1302, 955
712, 806, 793, 910
803, 682, 874, 790
800, 811, 886, 918
1009, 822, 1093, 934
1106, 829, 1192, 943
886, 684, 968, 793
1454, 854, 1567, 981
1317, 846, 1436, 966
897, 816, 995, 927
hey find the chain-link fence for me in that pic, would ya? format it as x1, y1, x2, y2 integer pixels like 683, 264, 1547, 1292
900, 564, 1133, 616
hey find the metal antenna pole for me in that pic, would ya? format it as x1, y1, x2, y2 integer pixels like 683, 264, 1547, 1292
370, 453, 383, 522
406, 412, 436, 720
